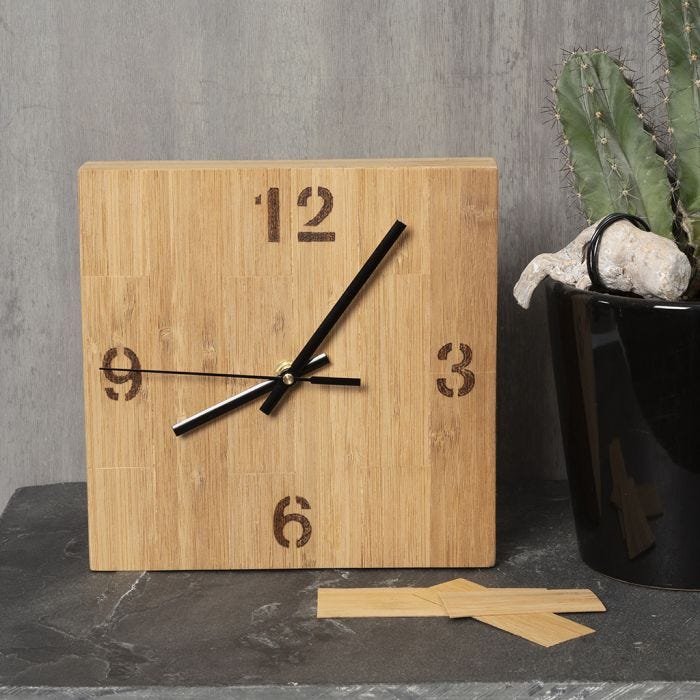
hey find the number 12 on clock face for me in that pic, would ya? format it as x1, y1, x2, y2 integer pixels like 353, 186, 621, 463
79, 158, 498, 571
256, 185, 335, 242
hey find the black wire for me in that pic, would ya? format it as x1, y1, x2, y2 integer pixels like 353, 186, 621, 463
586, 213, 650, 293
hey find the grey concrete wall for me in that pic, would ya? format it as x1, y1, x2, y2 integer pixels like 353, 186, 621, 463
0, 0, 659, 512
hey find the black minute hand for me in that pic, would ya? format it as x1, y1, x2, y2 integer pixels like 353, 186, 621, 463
260, 219, 406, 415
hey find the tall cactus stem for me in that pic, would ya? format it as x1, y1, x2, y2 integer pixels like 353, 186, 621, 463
555, 49, 675, 236
659, 0, 700, 252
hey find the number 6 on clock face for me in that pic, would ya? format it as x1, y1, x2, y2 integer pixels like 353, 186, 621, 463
79, 158, 498, 571
273, 496, 312, 548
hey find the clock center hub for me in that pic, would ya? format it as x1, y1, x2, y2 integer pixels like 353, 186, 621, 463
274, 360, 295, 386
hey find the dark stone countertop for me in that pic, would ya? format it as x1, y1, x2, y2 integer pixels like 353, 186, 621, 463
1, 480, 699, 699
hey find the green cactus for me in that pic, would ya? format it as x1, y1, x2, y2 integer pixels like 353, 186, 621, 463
554, 49, 675, 238
659, 0, 700, 249
549, 1, 700, 292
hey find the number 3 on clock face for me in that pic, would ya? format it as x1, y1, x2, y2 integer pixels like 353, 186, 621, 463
79, 158, 498, 571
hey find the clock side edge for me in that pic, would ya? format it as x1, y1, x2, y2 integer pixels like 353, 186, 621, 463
77, 165, 102, 571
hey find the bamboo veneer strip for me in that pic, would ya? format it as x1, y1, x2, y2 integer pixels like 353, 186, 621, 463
316, 587, 546, 618
437, 589, 606, 617
317, 588, 444, 618
413, 579, 595, 647
316, 580, 602, 647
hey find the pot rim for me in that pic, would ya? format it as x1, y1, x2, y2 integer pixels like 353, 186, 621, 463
545, 277, 700, 310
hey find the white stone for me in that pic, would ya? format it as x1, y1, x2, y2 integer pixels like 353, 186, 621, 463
513, 219, 692, 309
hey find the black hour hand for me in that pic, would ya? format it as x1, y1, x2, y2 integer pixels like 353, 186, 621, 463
173, 353, 330, 436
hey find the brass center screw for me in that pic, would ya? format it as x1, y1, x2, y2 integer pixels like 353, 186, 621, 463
274, 361, 295, 386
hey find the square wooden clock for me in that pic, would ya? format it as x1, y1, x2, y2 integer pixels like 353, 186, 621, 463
79, 158, 498, 570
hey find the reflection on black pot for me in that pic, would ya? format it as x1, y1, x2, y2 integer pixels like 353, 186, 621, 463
547, 279, 700, 589
609, 438, 663, 560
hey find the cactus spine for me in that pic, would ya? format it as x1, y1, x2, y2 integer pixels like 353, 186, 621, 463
659, 0, 700, 249
554, 49, 675, 238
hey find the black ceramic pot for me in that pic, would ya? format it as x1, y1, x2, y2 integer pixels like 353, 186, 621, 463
546, 279, 700, 589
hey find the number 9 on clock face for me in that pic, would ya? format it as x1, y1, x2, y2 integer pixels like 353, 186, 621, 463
79, 158, 498, 571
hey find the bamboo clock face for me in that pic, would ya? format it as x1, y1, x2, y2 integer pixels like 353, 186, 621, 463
79, 158, 498, 570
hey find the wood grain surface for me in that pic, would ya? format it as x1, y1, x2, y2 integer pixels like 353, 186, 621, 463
79, 158, 497, 570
